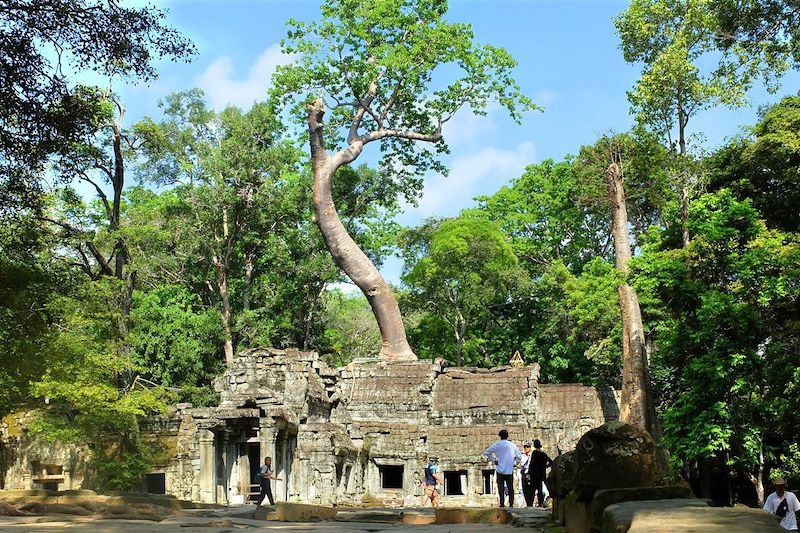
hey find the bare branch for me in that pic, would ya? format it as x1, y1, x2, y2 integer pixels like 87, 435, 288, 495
78, 171, 111, 218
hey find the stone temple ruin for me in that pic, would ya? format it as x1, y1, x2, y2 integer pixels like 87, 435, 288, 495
1, 348, 619, 507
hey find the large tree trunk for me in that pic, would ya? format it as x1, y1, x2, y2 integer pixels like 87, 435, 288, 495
607, 161, 658, 438
678, 100, 691, 248
242, 250, 255, 312
747, 444, 765, 506
307, 99, 415, 362
110, 109, 127, 280
214, 260, 235, 366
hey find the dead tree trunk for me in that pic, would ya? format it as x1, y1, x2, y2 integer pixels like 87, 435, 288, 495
607, 159, 658, 438
307, 99, 415, 362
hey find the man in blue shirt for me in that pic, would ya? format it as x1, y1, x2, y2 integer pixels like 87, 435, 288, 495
484, 429, 522, 508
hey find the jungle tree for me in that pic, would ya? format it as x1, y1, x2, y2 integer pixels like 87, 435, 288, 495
615, 0, 781, 246
271, 0, 535, 361
0, 0, 194, 215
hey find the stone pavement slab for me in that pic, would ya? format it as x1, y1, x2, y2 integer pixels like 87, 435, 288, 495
0, 515, 528, 531
628, 505, 783, 532
602, 498, 710, 533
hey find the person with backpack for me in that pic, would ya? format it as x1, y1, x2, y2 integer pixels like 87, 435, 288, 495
764, 476, 800, 530
420, 456, 443, 508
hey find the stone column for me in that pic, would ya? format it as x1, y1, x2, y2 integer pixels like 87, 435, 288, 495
198, 429, 216, 504
258, 420, 276, 464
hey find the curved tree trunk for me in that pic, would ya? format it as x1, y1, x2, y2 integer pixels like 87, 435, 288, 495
607, 160, 658, 438
307, 99, 415, 362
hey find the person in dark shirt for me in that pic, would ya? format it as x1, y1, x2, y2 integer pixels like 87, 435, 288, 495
256, 457, 277, 506
527, 439, 552, 507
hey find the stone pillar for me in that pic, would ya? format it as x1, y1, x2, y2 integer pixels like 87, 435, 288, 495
198, 429, 216, 504
258, 420, 276, 464
217, 433, 228, 504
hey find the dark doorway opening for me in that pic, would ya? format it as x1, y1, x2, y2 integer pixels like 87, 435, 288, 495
145, 473, 166, 494
444, 470, 467, 496
482, 470, 495, 495
247, 443, 261, 503
379, 465, 404, 489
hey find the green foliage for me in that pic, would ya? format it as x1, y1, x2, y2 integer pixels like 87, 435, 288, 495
632, 189, 800, 478
401, 216, 525, 365
616, 0, 763, 141
0, 0, 193, 214
130, 285, 225, 389
707, 95, 800, 232
474, 159, 609, 275
271, 0, 536, 201
15, 274, 176, 491
712, 0, 800, 78
0, 214, 75, 415
319, 290, 382, 366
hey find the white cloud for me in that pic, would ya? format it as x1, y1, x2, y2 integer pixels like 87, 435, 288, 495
401, 141, 536, 222
196, 43, 295, 110
533, 89, 559, 109
441, 104, 499, 147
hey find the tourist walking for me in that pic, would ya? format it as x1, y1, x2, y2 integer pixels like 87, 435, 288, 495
256, 456, 279, 506
484, 429, 522, 508
528, 439, 552, 507
519, 441, 535, 506
420, 456, 443, 508
764, 476, 800, 530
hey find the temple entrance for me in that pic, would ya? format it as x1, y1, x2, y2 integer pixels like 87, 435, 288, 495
243, 442, 261, 503
274, 427, 297, 501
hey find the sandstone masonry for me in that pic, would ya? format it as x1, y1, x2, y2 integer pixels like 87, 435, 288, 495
1, 348, 619, 507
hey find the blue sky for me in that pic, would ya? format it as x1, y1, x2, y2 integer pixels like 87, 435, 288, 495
116, 0, 799, 286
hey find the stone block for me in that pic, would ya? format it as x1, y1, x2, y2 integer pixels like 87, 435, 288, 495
272, 501, 337, 522
435, 507, 511, 524
334, 509, 401, 522
403, 511, 437, 524
628, 505, 783, 532
549, 451, 577, 499
602, 498, 710, 533
588, 485, 692, 532
253, 505, 272, 520
573, 422, 658, 502
562, 491, 591, 533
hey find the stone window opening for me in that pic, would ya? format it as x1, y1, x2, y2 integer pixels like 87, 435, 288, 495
145, 473, 166, 494
443, 470, 467, 496
481, 469, 496, 495
379, 465, 404, 490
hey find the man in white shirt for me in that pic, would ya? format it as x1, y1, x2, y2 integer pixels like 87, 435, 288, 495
484, 429, 522, 508
764, 476, 800, 530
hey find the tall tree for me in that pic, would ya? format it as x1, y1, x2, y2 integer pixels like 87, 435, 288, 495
615, 0, 769, 246
576, 133, 666, 437
135, 91, 299, 365
0, 0, 194, 215
401, 216, 523, 366
633, 190, 800, 504
271, 0, 535, 361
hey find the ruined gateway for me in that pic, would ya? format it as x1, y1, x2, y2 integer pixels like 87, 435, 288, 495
2, 348, 619, 507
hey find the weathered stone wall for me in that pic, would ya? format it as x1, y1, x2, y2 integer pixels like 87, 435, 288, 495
0, 348, 619, 508
1, 411, 88, 491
